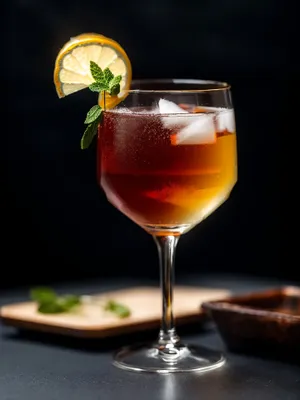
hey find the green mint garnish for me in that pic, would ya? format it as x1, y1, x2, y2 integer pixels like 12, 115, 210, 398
109, 75, 122, 96
80, 62, 122, 150
30, 287, 81, 314
30, 287, 131, 318
90, 61, 105, 82
103, 67, 114, 84
81, 119, 100, 150
84, 104, 102, 124
104, 300, 131, 318
88, 82, 108, 93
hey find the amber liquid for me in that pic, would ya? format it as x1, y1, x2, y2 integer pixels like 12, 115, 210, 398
98, 108, 237, 235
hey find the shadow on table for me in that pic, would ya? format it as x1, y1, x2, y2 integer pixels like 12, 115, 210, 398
4, 326, 300, 367
3, 322, 300, 366
2, 322, 212, 353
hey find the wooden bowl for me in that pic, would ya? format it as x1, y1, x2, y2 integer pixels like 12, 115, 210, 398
202, 286, 300, 363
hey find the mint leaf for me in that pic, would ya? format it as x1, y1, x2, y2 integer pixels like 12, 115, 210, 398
59, 294, 81, 310
30, 287, 57, 303
109, 75, 122, 89
30, 287, 81, 314
84, 105, 102, 124
109, 83, 120, 96
104, 300, 131, 318
89, 82, 109, 92
38, 302, 66, 314
108, 75, 122, 96
81, 117, 101, 150
103, 68, 114, 83
90, 61, 104, 82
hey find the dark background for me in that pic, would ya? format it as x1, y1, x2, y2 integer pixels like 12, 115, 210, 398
3, 0, 289, 289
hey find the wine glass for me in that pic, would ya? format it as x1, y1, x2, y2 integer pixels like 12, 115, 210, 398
98, 79, 237, 373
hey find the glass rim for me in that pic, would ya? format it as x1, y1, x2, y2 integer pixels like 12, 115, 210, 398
124, 79, 231, 93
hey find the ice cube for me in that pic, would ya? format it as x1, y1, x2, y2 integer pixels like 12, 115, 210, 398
195, 106, 236, 133
159, 98, 189, 128
159, 99, 188, 114
216, 109, 235, 133
174, 114, 216, 145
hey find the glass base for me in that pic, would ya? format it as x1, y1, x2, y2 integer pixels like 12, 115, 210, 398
113, 343, 225, 373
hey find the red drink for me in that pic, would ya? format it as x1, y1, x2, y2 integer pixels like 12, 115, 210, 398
98, 107, 237, 235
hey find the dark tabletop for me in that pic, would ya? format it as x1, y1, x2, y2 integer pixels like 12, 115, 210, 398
1, 275, 299, 400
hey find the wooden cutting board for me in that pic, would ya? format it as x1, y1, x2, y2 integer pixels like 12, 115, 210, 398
0, 286, 229, 338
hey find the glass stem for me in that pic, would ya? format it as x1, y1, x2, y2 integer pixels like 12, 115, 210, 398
154, 235, 180, 353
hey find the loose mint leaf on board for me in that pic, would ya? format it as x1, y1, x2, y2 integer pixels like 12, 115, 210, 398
104, 300, 131, 318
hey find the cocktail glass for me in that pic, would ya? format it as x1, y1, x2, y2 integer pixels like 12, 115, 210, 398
98, 79, 237, 373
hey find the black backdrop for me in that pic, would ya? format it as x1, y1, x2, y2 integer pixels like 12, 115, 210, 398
3, 0, 289, 288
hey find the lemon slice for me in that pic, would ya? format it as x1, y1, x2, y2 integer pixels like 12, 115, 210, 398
53, 32, 132, 108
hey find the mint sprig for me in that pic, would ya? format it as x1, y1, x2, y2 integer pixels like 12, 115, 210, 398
30, 287, 81, 314
80, 61, 122, 150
